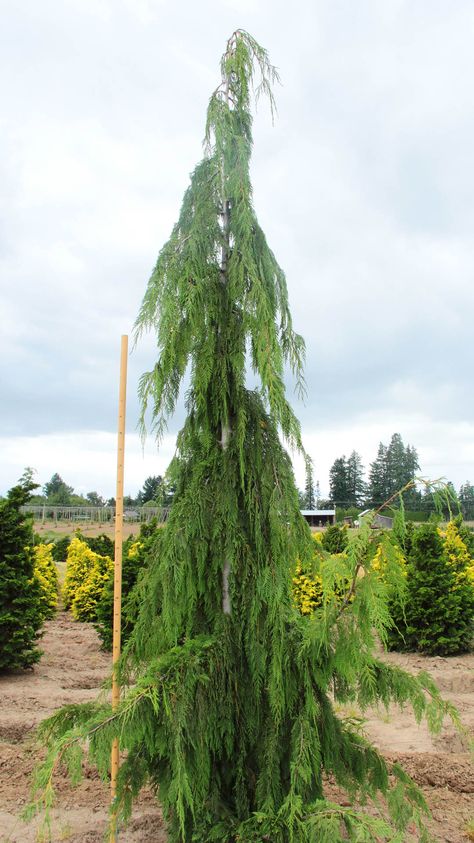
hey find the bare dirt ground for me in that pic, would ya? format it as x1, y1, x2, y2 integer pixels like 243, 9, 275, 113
0, 615, 472, 842
0, 615, 166, 842
332, 648, 474, 842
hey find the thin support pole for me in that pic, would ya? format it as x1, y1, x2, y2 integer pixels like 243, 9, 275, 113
110, 335, 128, 841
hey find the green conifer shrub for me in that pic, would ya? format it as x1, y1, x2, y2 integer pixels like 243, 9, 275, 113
50, 535, 71, 564
388, 523, 474, 655
0, 477, 44, 670
80, 533, 114, 559
321, 523, 349, 553
30, 32, 462, 841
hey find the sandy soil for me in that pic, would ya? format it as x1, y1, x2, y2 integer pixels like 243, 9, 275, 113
0, 615, 165, 842
0, 615, 472, 842
334, 648, 474, 842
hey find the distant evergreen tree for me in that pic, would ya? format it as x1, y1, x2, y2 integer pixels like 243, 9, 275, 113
345, 450, 366, 506
32, 33, 457, 842
315, 479, 321, 507
368, 443, 388, 505
404, 444, 420, 484
43, 473, 74, 505
0, 474, 44, 670
86, 491, 105, 507
386, 434, 420, 505
303, 458, 316, 509
368, 435, 420, 507
329, 455, 349, 503
459, 481, 474, 520
139, 475, 164, 504
385, 433, 406, 496
329, 452, 365, 507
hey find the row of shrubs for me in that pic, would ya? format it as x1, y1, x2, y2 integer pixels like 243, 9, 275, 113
4, 481, 471, 671
294, 519, 474, 655
56, 516, 473, 658
0, 473, 166, 670
46, 521, 161, 650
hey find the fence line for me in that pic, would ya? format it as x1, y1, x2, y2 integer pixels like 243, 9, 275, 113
21, 505, 170, 524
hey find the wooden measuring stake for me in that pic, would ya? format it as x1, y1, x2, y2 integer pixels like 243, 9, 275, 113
110, 335, 128, 841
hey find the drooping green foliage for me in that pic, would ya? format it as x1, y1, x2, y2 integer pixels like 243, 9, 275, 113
134, 33, 305, 451
30, 32, 463, 842
0, 475, 44, 670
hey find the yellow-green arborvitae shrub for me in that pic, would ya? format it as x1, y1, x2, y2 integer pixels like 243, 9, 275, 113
441, 521, 474, 588
72, 561, 113, 623
292, 561, 323, 615
33, 543, 59, 620
292, 534, 351, 615
293, 533, 408, 618
63, 536, 113, 622
370, 542, 407, 583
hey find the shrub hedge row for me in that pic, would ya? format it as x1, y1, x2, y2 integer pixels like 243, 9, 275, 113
4, 506, 471, 669
60, 521, 162, 650
295, 520, 474, 655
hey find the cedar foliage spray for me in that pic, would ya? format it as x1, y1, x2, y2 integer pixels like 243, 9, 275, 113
30, 32, 460, 842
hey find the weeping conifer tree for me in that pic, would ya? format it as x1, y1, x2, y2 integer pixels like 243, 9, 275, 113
32, 32, 460, 842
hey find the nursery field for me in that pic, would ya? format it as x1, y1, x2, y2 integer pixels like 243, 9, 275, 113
34, 520, 142, 540
0, 613, 472, 843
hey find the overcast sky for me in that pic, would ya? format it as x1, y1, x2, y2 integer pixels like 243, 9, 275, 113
1, 0, 473, 499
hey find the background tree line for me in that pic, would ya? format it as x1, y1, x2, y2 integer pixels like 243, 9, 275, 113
299, 432, 474, 519
5, 431, 474, 519
23, 470, 176, 509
